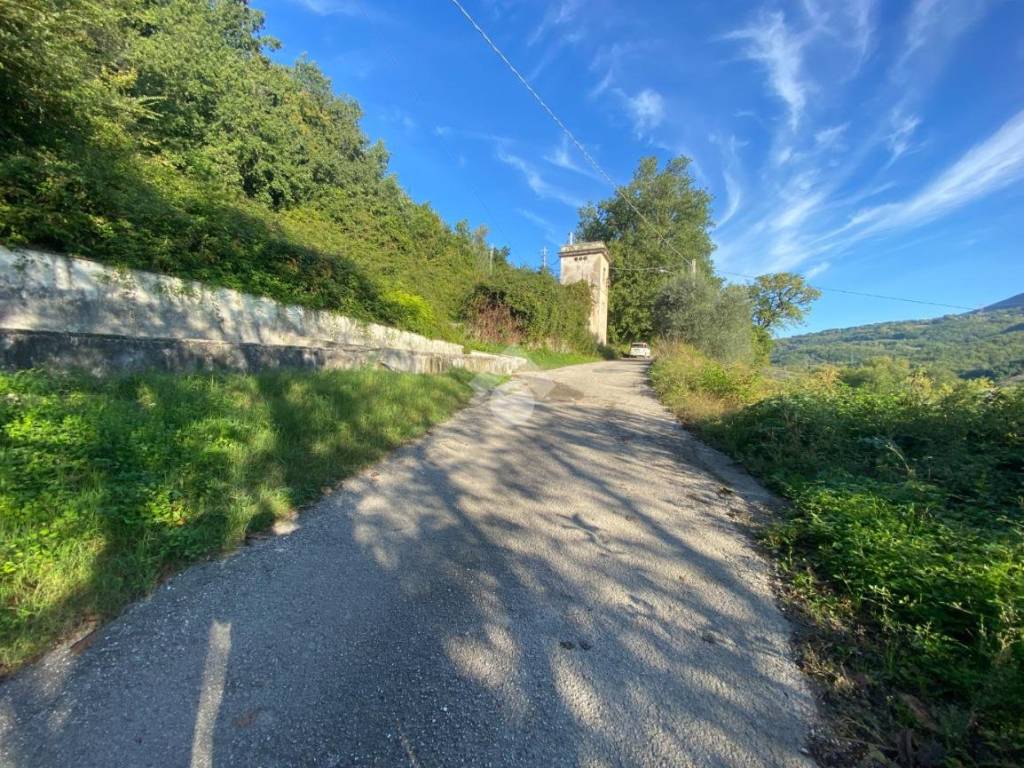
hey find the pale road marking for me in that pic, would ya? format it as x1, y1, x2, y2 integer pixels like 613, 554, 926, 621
189, 621, 231, 768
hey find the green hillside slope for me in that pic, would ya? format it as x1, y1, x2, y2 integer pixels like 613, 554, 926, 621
772, 306, 1024, 380
0, 0, 591, 351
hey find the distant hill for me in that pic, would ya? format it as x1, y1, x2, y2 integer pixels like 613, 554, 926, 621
772, 302, 1024, 380
980, 292, 1024, 312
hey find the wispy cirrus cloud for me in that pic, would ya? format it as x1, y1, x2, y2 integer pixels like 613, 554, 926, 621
803, 261, 831, 279
291, 0, 385, 20
711, 134, 745, 227
885, 109, 922, 163
517, 208, 562, 242
850, 108, 1024, 235
528, 0, 583, 46
544, 135, 603, 182
497, 149, 584, 208
895, 0, 991, 79
724, 11, 809, 129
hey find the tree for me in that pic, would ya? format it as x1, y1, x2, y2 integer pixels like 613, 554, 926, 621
576, 156, 714, 344
749, 273, 822, 333
653, 272, 753, 362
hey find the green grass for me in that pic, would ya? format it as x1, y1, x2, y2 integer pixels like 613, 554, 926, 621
651, 345, 1024, 764
0, 367, 477, 675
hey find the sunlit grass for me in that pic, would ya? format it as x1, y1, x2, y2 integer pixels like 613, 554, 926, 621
0, 367, 477, 674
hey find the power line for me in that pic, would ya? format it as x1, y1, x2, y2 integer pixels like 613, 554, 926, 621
717, 270, 977, 311
446, 0, 981, 314
606, 266, 974, 311
446, 0, 679, 259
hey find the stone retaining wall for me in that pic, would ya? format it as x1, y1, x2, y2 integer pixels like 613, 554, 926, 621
0, 248, 526, 376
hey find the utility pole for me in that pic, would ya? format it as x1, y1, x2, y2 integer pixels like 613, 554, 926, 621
541, 246, 548, 273
489, 247, 494, 275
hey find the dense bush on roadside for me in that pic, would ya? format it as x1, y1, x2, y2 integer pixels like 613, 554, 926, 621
651, 345, 1024, 763
652, 274, 755, 362
0, 367, 477, 674
462, 269, 595, 352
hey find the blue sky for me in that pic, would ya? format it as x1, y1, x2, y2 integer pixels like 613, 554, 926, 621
254, 0, 1024, 334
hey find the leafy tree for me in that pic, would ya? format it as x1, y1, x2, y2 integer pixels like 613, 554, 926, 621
576, 156, 714, 344
749, 272, 822, 333
653, 272, 753, 362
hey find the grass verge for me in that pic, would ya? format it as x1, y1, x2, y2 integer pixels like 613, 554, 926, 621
651, 343, 1024, 766
0, 367, 478, 675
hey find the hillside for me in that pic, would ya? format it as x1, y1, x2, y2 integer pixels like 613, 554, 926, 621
772, 305, 1024, 380
0, 0, 591, 351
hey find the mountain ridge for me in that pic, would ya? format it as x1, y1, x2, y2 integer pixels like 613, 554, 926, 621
773, 297, 1024, 380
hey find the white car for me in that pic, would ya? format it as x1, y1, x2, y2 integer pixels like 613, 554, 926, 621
628, 342, 651, 359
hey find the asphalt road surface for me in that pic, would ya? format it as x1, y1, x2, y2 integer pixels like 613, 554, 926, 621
0, 360, 816, 767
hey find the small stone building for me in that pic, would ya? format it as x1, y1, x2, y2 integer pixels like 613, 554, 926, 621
559, 240, 609, 345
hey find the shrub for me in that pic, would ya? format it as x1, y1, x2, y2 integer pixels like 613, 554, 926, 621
653, 272, 754, 362
462, 268, 594, 352
652, 345, 1024, 760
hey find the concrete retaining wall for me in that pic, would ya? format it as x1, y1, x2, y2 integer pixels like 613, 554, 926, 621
0, 248, 526, 376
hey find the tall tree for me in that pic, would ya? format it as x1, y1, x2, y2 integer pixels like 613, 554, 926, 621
576, 156, 714, 344
749, 273, 822, 333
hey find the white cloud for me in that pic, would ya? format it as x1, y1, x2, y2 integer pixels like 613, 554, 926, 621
724, 11, 809, 129
624, 88, 665, 137
712, 134, 745, 227
528, 0, 582, 46
545, 134, 576, 171
720, 171, 743, 227
292, 0, 383, 20
803, 261, 830, 279
886, 109, 921, 162
853, 108, 1024, 234
497, 150, 584, 208
897, 0, 990, 76
517, 209, 561, 241
844, 0, 877, 64
815, 124, 848, 150
802, 0, 876, 66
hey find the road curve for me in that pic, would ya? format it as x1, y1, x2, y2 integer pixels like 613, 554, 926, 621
0, 360, 815, 767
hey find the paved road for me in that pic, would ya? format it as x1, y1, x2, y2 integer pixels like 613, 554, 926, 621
0, 361, 815, 767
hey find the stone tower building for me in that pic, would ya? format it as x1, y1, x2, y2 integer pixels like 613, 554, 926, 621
558, 240, 609, 344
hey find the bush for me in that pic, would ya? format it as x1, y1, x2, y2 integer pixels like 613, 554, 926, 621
462, 268, 594, 352
649, 342, 767, 420
653, 272, 754, 362
652, 346, 1024, 761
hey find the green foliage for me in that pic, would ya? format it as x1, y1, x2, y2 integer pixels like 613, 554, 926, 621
652, 346, 1024, 761
576, 156, 715, 344
653, 272, 754, 362
462, 267, 594, 352
773, 307, 1024, 382
748, 272, 821, 333
649, 342, 768, 422
0, 367, 477, 673
0, 0, 586, 349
